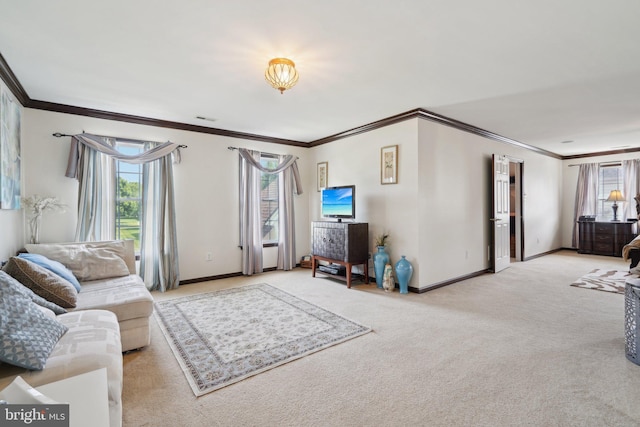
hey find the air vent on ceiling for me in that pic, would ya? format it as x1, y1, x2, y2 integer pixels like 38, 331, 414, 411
195, 116, 216, 122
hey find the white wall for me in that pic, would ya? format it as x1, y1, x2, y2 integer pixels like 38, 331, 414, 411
0, 80, 24, 261
309, 120, 420, 280
21, 108, 310, 281
16, 103, 567, 290
417, 119, 563, 289
561, 152, 640, 248
310, 117, 564, 291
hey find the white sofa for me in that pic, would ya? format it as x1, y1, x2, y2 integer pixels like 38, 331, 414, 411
24, 239, 154, 352
0, 240, 154, 427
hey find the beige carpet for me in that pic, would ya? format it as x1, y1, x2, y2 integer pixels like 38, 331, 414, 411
122, 251, 640, 426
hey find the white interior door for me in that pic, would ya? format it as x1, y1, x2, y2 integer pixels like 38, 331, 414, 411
492, 154, 510, 272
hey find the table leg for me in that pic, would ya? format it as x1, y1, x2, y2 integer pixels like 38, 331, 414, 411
364, 261, 369, 284
346, 262, 352, 288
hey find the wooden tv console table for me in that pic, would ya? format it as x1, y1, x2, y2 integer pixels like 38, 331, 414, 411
311, 221, 369, 288
311, 255, 369, 288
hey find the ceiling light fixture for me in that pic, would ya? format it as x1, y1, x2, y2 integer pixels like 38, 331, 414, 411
265, 58, 299, 94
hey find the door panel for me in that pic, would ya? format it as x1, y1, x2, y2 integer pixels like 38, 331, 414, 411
492, 154, 510, 272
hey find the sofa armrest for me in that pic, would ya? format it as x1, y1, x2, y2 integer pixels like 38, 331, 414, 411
631, 248, 640, 270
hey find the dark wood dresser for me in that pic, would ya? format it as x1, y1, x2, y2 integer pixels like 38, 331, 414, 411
577, 220, 636, 257
311, 221, 368, 287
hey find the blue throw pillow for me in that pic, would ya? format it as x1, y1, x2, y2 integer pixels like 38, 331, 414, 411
18, 253, 81, 292
0, 271, 68, 370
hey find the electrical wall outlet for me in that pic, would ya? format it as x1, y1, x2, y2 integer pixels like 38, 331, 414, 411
206, 252, 213, 261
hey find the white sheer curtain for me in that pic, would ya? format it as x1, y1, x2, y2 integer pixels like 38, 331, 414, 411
572, 163, 599, 248
140, 148, 180, 291
623, 159, 640, 221
71, 139, 116, 241
239, 150, 263, 275
66, 133, 182, 291
237, 148, 302, 275
277, 160, 302, 270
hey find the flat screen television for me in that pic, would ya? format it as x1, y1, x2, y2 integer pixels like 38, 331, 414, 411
321, 185, 355, 220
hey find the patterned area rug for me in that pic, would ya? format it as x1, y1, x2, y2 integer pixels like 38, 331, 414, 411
153, 283, 371, 396
570, 269, 635, 294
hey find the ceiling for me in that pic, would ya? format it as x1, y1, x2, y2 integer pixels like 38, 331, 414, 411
1, 0, 640, 157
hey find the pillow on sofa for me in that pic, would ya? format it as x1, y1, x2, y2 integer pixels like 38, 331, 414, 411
0, 271, 67, 315
2, 257, 78, 308
0, 273, 68, 370
24, 241, 131, 282
35, 304, 57, 320
17, 253, 81, 292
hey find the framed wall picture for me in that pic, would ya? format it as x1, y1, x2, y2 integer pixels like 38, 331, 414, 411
0, 86, 21, 209
381, 145, 398, 185
317, 161, 328, 191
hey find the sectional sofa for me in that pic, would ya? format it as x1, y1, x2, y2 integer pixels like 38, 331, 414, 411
0, 240, 154, 427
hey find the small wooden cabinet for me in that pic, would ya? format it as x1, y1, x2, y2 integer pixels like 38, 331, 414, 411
311, 221, 368, 288
577, 220, 636, 257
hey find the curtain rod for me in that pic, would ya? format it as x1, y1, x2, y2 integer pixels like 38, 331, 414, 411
228, 146, 298, 159
567, 161, 621, 167
52, 132, 187, 148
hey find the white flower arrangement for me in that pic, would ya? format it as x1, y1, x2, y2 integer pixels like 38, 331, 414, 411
22, 195, 66, 244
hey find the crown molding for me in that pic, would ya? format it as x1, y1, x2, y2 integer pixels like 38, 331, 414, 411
27, 99, 308, 147
0, 52, 29, 106
0, 51, 306, 147
310, 108, 563, 160
0, 50, 622, 160
309, 109, 422, 146
414, 109, 562, 160
562, 146, 640, 160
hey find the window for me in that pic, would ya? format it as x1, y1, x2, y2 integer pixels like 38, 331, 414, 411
597, 164, 623, 220
115, 142, 143, 251
260, 154, 279, 244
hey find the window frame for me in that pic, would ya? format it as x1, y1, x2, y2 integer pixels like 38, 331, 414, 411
596, 163, 623, 221
114, 141, 144, 252
260, 153, 280, 246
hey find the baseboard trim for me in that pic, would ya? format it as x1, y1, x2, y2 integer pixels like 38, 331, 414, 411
413, 269, 491, 293
179, 272, 243, 285
179, 266, 283, 286
183, 267, 489, 293
523, 248, 564, 261
180, 252, 567, 290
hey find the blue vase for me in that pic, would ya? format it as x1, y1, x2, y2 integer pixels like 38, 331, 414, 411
395, 256, 413, 294
373, 246, 390, 289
